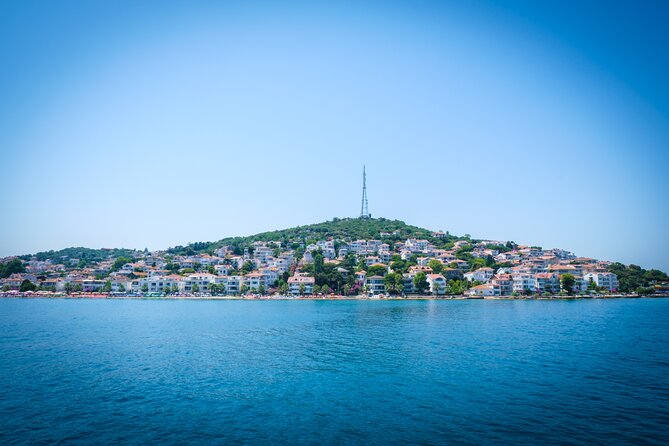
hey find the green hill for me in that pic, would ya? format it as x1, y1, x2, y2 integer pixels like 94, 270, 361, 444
167, 217, 464, 256
16, 218, 460, 262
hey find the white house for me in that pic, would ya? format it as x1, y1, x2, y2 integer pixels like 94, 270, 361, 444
534, 273, 560, 294
366, 275, 386, 294
512, 273, 536, 293
464, 267, 494, 283
349, 240, 367, 253
215, 275, 242, 295
355, 271, 367, 285
243, 272, 267, 292
214, 264, 231, 276
259, 267, 280, 287
465, 284, 497, 297
402, 273, 416, 294
111, 277, 133, 293
272, 258, 292, 274
182, 273, 216, 293
583, 272, 619, 291
427, 274, 447, 295
253, 243, 274, 266
135, 275, 180, 293
491, 274, 513, 296
288, 274, 315, 295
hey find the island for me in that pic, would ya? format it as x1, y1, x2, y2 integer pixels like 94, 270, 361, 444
1, 218, 667, 299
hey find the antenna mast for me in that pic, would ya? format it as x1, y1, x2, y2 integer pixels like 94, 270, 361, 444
360, 165, 370, 219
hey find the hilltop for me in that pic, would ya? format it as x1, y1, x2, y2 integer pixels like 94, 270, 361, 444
15, 218, 461, 263
167, 217, 465, 256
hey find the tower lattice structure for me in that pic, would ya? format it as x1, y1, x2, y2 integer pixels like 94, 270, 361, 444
360, 165, 370, 219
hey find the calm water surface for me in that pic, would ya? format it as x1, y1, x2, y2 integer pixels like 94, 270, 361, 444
1, 298, 668, 445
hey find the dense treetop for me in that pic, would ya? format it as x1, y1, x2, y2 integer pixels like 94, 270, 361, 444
0, 258, 25, 278
607, 263, 669, 292
18, 247, 137, 266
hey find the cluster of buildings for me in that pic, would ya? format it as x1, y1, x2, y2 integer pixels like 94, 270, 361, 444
464, 264, 619, 297
0, 232, 620, 297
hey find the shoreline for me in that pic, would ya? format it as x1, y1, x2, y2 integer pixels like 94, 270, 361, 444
0, 292, 666, 301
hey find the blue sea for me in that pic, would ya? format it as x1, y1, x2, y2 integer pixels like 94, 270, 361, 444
1, 298, 668, 445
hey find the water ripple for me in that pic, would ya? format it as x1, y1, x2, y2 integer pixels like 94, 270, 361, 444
0, 298, 668, 445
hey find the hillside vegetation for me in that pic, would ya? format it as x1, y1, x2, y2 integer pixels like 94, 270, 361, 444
167, 218, 464, 256
20, 247, 137, 267
607, 262, 669, 293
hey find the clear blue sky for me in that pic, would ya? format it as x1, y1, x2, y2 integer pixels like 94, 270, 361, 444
1, 0, 668, 271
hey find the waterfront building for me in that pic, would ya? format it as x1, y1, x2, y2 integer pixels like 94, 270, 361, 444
427, 274, 447, 295
583, 272, 619, 291
464, 267, 494, 283
288, 274, 315, 295
366, 275, 386, 294
534, 273, 560, 294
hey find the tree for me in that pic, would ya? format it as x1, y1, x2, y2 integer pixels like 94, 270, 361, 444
413, 272, 429, 294
119, 284, 126, 292
427, 260, 443, 274
165, 262, 180, 272
299, 283, 306, 295
258, 284, 266, 295
19, 279, 37, 292
644, 269, 669, 282
384, 272, 404, 295
111, 257, 134, 272
446, 279, 468, 295
0, 259, 26, 278
191, 283, 199, 293
357, 258, 367, 271
561, 274, 576, 295
607, 263, 668, 292
171, 284, 179, 294
470, 258, 486, 271
141, 283, 149, 293
367, 264, 387, 277
241, 261, 255, 275
313, 250, 325, 274
102, 280, 112, 293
